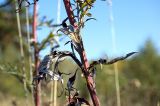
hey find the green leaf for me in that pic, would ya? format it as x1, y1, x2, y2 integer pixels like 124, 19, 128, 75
57, 34, 62, 36
39, 32, 55, 51
81, 0, 96, 8
86, 13, 92, 17
48, 32, 54, 38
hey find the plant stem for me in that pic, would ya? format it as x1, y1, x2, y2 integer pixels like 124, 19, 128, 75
33, 2, 40, 106
15, 0, 28, 105
54, 80, 57, 106
107, 1, 121, 105
79, 42, 100, 106
50, 81, 54, 106
25, 4, 34, 105
63, 0, 100, 105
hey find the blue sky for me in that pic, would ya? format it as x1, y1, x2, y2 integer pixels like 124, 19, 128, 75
35, 0, 160, 60
1, 0, 159, 60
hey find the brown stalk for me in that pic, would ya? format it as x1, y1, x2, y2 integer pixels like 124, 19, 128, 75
63, 0, 100, 106
32, 2, 40, 106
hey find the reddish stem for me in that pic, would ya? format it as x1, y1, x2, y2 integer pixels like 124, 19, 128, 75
63, 0, 100, 106
33, 2, 40, 106
63, 0, 78, 29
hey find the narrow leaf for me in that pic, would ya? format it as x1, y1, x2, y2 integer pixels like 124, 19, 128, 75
86, 13, 92, 17
67, 69, 78, 89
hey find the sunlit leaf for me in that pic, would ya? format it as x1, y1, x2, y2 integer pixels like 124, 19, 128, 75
81, 0, 96, 8
86, 13, 92, 17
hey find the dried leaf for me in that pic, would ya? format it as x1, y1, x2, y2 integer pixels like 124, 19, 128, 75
65, 41, 71, 45
77, 97, 90, 105
38, 55, 53, 74
85, 18, 96, 23
89, 52, 137, 69
68, 25, 75, 32
67, 69, 78, 89
57, 28, 70, 35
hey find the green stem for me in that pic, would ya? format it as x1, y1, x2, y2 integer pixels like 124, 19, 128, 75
15, 0, 28, 105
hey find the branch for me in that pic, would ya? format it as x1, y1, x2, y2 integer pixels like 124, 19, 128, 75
89, 52, 137, 69
38, 33, 57, 51
63, 0, 78, 29
33, 50, 82, 84
15, 0, 39, 12
51, 51, 83, 70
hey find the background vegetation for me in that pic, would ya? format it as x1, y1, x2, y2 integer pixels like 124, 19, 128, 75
0, 0, 160, 106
